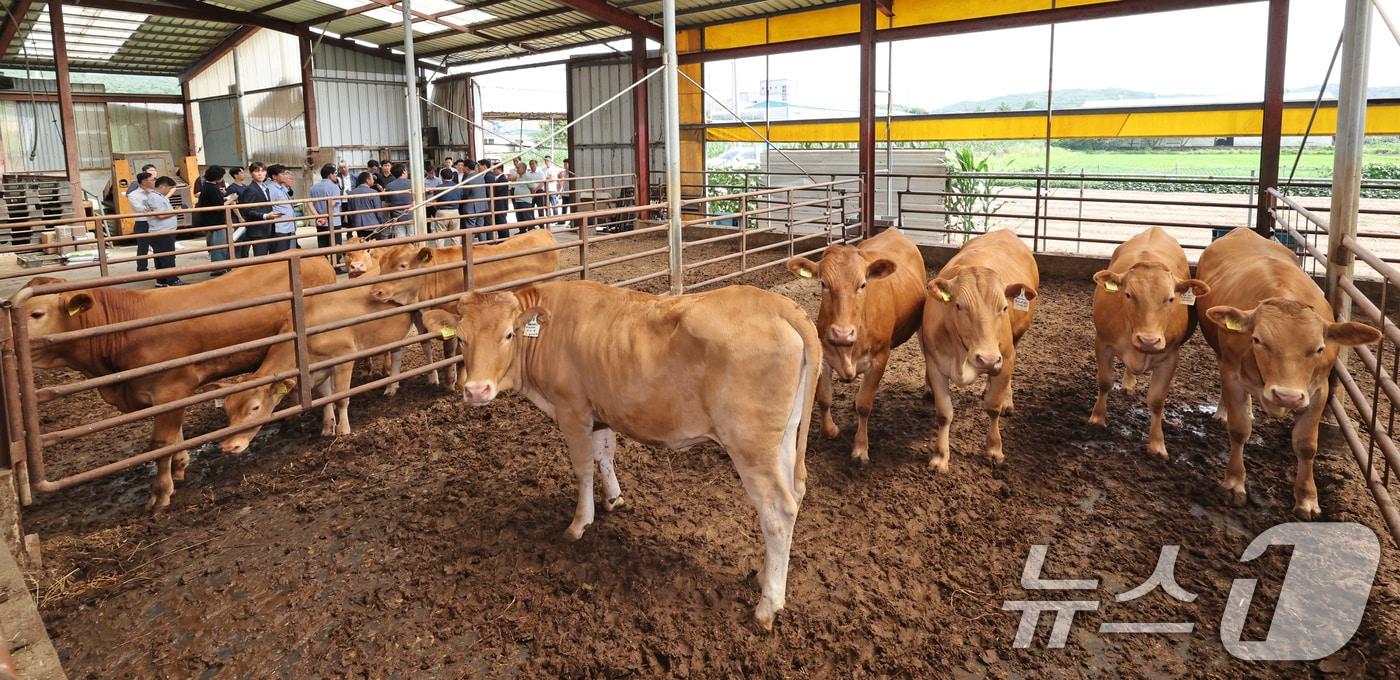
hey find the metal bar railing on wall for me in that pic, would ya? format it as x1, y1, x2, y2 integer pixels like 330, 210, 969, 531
1269, 187, 1400, 545
0, 177, 865, 504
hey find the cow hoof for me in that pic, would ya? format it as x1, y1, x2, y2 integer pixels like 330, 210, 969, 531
563, 522, 590, 541
427, 372, 441, 386
145, 492, 172, 512
850, 450, 869, 465
1147, 443, 1168, 460
384, 385, 399, 397
1293, 499, 1322, 520
1087, 413, 1107, 427
985, 450, 1004, 466
321, 426, 336, 437
604, 495, 625, 512
928, 457, 949, 474
754, 597, 782, 632
822, 422, 840, 439
1218, 483, 1247, 507
172, 452, 190, 481
336, 425, 351, 436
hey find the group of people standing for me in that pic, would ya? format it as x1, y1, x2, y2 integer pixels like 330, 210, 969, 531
124, 155, 576, 286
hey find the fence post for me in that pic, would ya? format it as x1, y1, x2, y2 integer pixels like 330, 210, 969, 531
1328, 0, 1372, 322
286, 253, 315, 413
0, 308, 29, 507
94, 217, 109, 278
224, 206, 236, 261
1032, 177, 1043, 253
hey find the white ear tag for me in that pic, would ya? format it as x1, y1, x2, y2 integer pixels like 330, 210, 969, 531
1013, 290, 1030, 311
523, 314, 541, 338
1179, 289, 1195, 306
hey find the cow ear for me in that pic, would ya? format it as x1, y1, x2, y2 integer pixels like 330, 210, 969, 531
1005, 283, 1037, 302
787, 256, 819, 280
416, 247, 434, 263
272, 377, 297, 397
927, 277, 954, 303
63, 292, 94, 317
866, 258, 896, 280
196, 381, 229, 395
1205, 306, 1253, 333
1176, 279, 1210, 296
1326, 321, 1381, 347
422, 309, 460, 337
514, 307, 548, 332
1093, 270, 1122, 292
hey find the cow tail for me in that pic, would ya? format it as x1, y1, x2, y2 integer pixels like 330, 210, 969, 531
785, 307, 820, 501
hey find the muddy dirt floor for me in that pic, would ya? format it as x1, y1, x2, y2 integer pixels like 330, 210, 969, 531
17, 231, 1400, 678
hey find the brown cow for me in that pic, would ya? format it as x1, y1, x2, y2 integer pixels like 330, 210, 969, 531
207, 287, 417, 453
1197, 228, 1379, 519
16, 259, 337, 509
920, 229, 1039, 472
422, 280, 820, 630
363, 230, 560, 386
1088, 227, 1210, 458
786, 228, 926, 462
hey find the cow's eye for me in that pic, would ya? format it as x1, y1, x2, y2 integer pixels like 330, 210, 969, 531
29, 311, 43, 319
505, 330, 514, 341
1001, 305, 1008, 314
1252, 337, 1261, 345
954, 303, 962, 311
1316, 346, 1325, 355
250, 404, 260, 412
1125, 292, 1133, 300
859, 282, 867, 290
1167, 297, 1174, 304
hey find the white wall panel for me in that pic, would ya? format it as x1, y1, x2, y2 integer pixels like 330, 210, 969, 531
567, 56, 663, 184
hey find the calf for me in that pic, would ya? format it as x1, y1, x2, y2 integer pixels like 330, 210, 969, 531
786, 228, 926, 462
423, 280, 820, 630
919, 229, 1039, 472
1088, 227, 1210, 458
1197, 228, 1379, 519
207, 288, 416, 453
363, 230, 560, 386
15, 259, 337, 508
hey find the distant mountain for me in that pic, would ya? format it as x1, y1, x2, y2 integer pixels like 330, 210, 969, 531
1285, 84, 1400, 100
929, 88, 1172, 114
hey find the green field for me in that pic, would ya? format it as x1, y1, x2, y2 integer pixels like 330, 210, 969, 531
980, 140, 1400, 178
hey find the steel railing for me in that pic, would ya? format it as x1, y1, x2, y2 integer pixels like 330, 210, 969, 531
1271, 187, 1400, 545
0, 176, 864, 505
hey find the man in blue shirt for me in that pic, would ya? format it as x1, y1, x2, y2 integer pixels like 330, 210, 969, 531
308, 163, 343, 250
263, 164, 298, 253
145, 176, 188, 287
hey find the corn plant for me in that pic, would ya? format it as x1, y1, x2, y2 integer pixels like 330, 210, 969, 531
944, 147, 1007, 241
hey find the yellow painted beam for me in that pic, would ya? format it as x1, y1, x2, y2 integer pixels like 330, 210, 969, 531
697, 0, 1123, 54
702, 104, 1400, 142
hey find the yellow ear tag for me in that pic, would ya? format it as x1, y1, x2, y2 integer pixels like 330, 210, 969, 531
1224, 318, 1243, 332
1104, 280, 1119, 293
439, 326, 456, 340
799, 269, 813, 279
937, 289, 951, 302
66, 302, 82, 316
273, 382, 290, 396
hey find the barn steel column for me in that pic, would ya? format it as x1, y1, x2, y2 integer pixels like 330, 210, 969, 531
181, 81, 196, 158
663, 0, 682, 295
47, 0, 82, 215
0, 0, 33, 58
1256, 0, 1289, 234
1328, 0, 1372, 320
400, 0, 427, 235
633, 33, 652, 211
300, 36, 320, 152
858, 0, 876, 234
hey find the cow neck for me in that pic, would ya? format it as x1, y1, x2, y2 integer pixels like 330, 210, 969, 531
61, 288, 128, 376
511, 286, 547, 396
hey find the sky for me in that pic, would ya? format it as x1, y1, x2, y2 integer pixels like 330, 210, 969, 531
465, 0, 1400, 118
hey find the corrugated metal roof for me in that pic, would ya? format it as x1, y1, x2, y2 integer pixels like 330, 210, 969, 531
0, 0, 848, 76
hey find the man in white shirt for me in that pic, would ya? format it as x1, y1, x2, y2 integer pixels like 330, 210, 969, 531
508, 157, 534, 230
542, 156, 561, 218
126, 171, 157, 272
524, 159, 547, 230
145, 176, 188, 287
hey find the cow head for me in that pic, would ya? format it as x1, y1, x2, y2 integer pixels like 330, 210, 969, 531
207, 377, 296, 454
343, 237, 379, 278
927, 266, 1036, 381
787, 246, 896, 380
1206, 298, 1379, 415
18, 277, 89, 369
367, 245, 433, 304
1093, 263, 1210, 353
432, 292, 544, 405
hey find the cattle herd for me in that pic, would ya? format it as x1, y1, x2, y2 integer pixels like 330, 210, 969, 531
16, 225, 1381, 630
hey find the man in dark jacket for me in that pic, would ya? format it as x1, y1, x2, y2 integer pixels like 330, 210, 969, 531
235, 162, 273, 257
489, 160, 512, 240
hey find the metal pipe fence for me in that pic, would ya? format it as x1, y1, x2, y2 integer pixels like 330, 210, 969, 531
1270, 187, 1400, 545
0, 176, 863, 507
